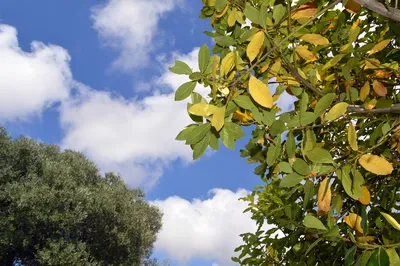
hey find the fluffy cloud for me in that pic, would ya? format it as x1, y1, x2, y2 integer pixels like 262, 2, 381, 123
151, 189, 261, 265
91, 0, 180, 71
0, 24, 72, 121
60, 49, 204, 187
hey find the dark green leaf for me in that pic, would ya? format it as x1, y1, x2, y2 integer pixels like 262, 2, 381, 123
286, 131, 296, 158
199, 44, 210, 73
314, 93, 336, 117
303, 180, 314, 210
345, 246, 357, 266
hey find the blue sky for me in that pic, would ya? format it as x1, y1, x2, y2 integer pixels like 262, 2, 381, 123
0, 1, 273, 265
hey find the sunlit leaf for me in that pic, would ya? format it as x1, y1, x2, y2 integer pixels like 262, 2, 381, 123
344, 213, 364, 233
348, 123, 358, 151
359, 154, 393, 175
300, 34, 329, 45
249, 76, 273, 108
211, 106, 226, 131
370, 39, 391, 55
318, 178, 331, 213
247, 31, 264, 62
325, 102, 349, 121
372, 80, 387, 96
380, 212, 400, 231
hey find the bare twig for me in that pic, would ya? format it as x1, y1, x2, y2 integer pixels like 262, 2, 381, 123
353, 0, 400, 21
347, 104, 400, 114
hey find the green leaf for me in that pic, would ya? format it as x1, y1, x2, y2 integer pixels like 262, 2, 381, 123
367, 248, 390, 266
193, 133, 210, 160
304, 129, 316, 152
224, 122, 245, 139
186, 123, 211, 145
262, 109, 276, 126
314, 93, 336, 117
270, 120, 285, 136
305, 238, 323, 256
175, 81, 197, 101
278, 161, 293, 173
300, 112, 316, 126
338, 165, 362, 200
306, 147, 334, 164
199, 44, 210, 73
359, 250, 373, 266
215, 36, 236, 47
273, 4, 286, 23
233, 95, 257, 110
191, 92, 207, 104
220, 126, 235, 149
293, 158, 311, 175
189, 72, 203, 81
324, 225, 340, 237
386, 248, 400, 265
345, 246, 357, 266
169, 60, 192, 75
286, 131, 296, 158
244, 3, 260, 24
259, 6, 268, 28
303, 215, 327, 231
225, 101, 239, 116
176, 125, 196, 141
215, 0, 227, 12
303, 180, 314, 210
209, 132, 219, 150
280, 172, 304, 187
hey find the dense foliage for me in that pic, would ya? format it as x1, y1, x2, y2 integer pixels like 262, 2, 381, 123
171, 0, 400, 264
0, 128, 162, 266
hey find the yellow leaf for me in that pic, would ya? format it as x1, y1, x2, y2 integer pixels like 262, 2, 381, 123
295, 45, 318, 62
269, 58, 281, 75
372, 80, 387, 96
359, 154, 393, 175
358, 186, 370, 205
345, 0, 361, 13
189, 103, 217, 116
339, 43, 353, 54
344, 213, 364, 233
211, 106, 226, 131
300, 34, 329, 45
228, 10, 237, 27
360, 81, 370, 102
381, 212, 400, 231
260, 61, 270, 73
318, 178, 331, 213
220, 51, 236, 76
249, 76, 273, 108
324, 102, 349, 121
232, 109, 253, 123
347, 123, 358, 151
370, 39, 391, 55
364, 98, 377, 109
212, 55, 219, 78
291, 3, 317, 19
247, 31, 265, 62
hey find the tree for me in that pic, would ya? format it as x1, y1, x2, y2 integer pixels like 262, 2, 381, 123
0, 128, 162, 266
171, 0, 400, 264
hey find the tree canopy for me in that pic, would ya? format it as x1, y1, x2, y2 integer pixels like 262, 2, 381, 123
0, 128, 162, 266
171, 0, 400, 264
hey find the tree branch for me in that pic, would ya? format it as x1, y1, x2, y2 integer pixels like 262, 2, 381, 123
353, 0, 400, 21
347, 104, 400, 114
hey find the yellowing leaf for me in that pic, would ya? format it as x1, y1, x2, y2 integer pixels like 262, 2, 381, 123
373, 69, 392, 79
247, 31, 265, 62
345, 0, 361, 13
364, 98, 377, 109
300, 34, 329, 45
211, 55, 219, 78
269, 58, 281, 75
295, 45, 317, 62
211, 106, 226, 131
232, 110, 253, 123
228, 10, 237, 27
364, 58, 380, 69
324, 102, 349, 121
370, 39, 391, 55
291, 3, 317, 19
249, 76, 273, 108
215, 3, 229, 18
348, 123, 358, 151
189, 103, 217, 116
344, 213, 364, 233
372, 80, 387, 96
360, 81, 370, 102
381, 212, 400, 231
318, 178, 331, 213
221, 51, 236, 76
358, 186, 371, 205
359, 154, 393, 175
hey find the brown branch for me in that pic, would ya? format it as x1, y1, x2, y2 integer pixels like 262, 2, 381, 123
347, 104, 400, 114
353, 0, 400, 21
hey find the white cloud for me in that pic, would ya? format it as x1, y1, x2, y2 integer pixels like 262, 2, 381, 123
60, 48, 206, 188
151, 189, 265, 266
91, 0, 180, 71
0, 24, 72, 121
